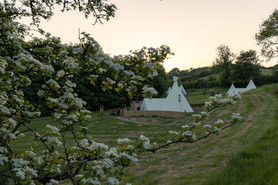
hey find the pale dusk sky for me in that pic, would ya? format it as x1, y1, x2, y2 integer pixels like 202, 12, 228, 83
37, 0, 278, 72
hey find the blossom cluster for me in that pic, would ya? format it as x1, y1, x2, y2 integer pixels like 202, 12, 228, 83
0, 2, 241, 184
158, 93, 242, 150
142, 85, 158, 97
204, 92, 241, 111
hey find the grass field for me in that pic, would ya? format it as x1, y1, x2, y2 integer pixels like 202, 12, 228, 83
186, 88, 228, 105
261, 68, 274, 76
10, 84, 278, 185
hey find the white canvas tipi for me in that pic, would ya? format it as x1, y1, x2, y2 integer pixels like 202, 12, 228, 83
227, 79, 257, 95
166, 77, 193, 112
166, 87, 171, 94
179, 85, 187, 95
226, 83, 237, 95
141, 77, 193, 113
246, 79, 257, 90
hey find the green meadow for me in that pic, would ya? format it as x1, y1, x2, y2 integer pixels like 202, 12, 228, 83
12, 84, 278, 185
186, 88, 228, 105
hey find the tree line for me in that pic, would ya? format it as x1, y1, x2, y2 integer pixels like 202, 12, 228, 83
168, 46, 278, 89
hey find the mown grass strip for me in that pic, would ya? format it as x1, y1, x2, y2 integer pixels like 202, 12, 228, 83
203, 85, 278, 185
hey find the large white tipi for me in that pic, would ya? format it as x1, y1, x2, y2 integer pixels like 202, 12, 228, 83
140, 77, 194, 113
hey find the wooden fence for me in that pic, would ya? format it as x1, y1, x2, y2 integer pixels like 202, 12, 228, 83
122, 110, 186, 119
100, 105, 204, 118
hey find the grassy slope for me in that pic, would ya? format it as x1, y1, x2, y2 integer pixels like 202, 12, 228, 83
121, 84, 278, 185
12, 84, 278, 185
186, 88, 228, 105
203, 84, 278, 185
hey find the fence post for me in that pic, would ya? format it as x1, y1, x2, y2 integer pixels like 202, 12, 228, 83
100, 106, 104, 116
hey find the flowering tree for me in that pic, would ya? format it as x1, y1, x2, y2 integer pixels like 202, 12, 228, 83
255, 9, 278, 61
0, 0, 241, 184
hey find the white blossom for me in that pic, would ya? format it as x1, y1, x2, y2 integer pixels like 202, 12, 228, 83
46, 179, 59, 185
215, 119, 224, 124
37, 90, 44, 96
9, 133, 16, 139
192, 114, 202, 119
0, 105, 10, 114
169, 131, 179, 135
65, 80, 76, 88
75, 174, 84, 178
92, 165, 105, 177
24, 166, 38, 177
41, 64, 54, 73
0, 128, 9, 134
118, 153, 138, 162
57, 70, 65, 77
47, 136, 62, 146
203, 124, 212, 128
11, 158, 29, 168
215, 94, 222, 98
54, 112, 62, 119
80, 139, 89, 147
47, 97, 58, 103
89, 141, 109, 151
14, 169, 25, 180
232, 113, 241, 119
192, 122, 200, 126
75, 98, 86, 108
0, 155, 8, 165
142, 142, 151, 150
108, 177, 119, 185
87, 177, 101, 185
101, 158, 114, 168
200, 111, 209, 116
139, 135, 150, 143
105, 148, 118, 157
182, 131, 192, 136
117, 138, 132, 144
182, 125, 190, 129
7, 118, 17, 127
142, 85, 157, 95
46, 79, 60, 89
214, 127, 221, 131
46, 124, 60, 134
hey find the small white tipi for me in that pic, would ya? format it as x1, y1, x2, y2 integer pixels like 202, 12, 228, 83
226, 83, 246, 95
226, 83, 237, 95
166, 87, 171, 94
226, 79, 257, 95
246, 79, 257, 91
179, 85, 187, 95
141, 77, 193, 113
